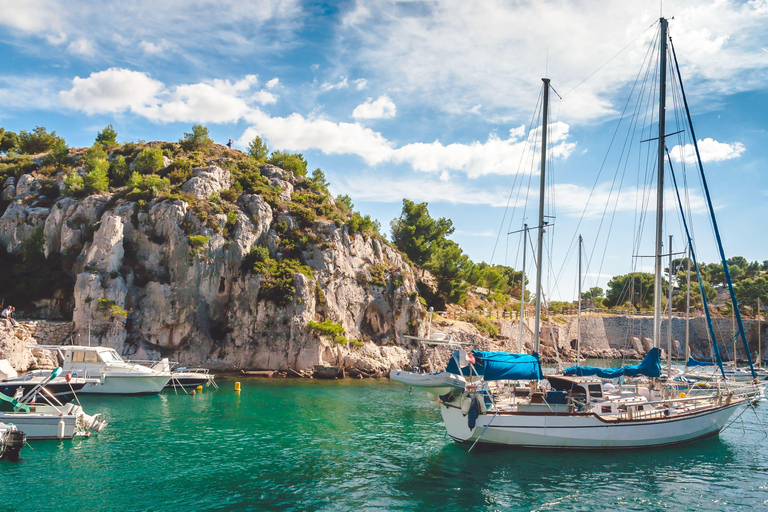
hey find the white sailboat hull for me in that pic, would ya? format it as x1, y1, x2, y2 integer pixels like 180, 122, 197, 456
77, 374, 170, 394
440, 399, 744, 449
389, 370, 466, 395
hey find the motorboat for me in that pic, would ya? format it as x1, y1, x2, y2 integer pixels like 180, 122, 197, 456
0, 359, 100, 406
33, 345, 171, 395
0, 423, 25, 461
0, 368, 107, 440
142, 359, 217, 389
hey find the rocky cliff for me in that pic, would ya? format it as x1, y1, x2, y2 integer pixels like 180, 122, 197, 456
0, 146, 427, 373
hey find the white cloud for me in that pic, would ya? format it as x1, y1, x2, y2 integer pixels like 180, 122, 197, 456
352, 95, 396, 119
353, 79, 368, 90
339, 0, 768, 124
266, 78, 280, 89
251, 90, 278, 105
334, 174, 509, 206
139, 39, 170, 54
669, 138, 746, 163
321, 77, 349, 91
66, 37, 95, 56
59, 69, 261, 122
59, 68, 164, 114
0, 0, 303, 62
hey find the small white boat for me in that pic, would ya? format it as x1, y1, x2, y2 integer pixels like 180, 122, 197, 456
34, 345, 171, 395
389, 370, 466, 395
0, 368, 107, 440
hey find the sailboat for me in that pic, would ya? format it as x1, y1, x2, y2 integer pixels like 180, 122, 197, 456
437, 17, 754, 449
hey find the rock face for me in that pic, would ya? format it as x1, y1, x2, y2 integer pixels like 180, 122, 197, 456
0, 163, 426, 372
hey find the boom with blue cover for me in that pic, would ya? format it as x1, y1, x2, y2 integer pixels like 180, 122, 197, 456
446, 350, 544, 381
564, 348, 662, 379
685, 357, 715, 367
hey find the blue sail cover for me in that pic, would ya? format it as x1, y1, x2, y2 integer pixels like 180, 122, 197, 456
445, 350, 483, 377
686, 357, 716, 367
471, 350, 544, 381
564, 348, 662, 379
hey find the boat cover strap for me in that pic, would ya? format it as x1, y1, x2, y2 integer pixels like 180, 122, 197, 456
563, 348, 662, 378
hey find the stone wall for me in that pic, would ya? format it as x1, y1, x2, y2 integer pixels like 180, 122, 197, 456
498, 314, 767, 361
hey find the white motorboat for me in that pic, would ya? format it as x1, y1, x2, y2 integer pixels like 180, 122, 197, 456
1, 359, 100, 403
143, 359, 218, 389
34, 345, 171, 395
0, 368, 107, 440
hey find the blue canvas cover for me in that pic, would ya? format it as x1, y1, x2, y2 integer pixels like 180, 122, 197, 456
470, 350, 544, 381
445, 350, 484, 377
564, 348, 662, 379
686, 357, 716, 367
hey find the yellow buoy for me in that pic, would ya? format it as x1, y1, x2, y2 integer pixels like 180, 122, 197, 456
196, 385, 203, 390
679, 392, 687, 399
234, 382, 241, 392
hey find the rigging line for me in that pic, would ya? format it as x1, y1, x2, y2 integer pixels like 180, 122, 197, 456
491, 87, 546, 264
552, 28, 660, 287
562, 20, 658, 97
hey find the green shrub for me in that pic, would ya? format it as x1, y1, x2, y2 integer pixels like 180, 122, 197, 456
464, 313, 499, 338
180, 124, 213, 152
109, 155, 130, 186
63, 172, 85, 197
347, 212, 380, 237
267, 150, 307, 177
369, 264, 386, 287
125, 172, 171, 201
45, 137, 70, 168
288, 202, 316, 228
247, 136, 269, 161
308, 319, 345, 336
97, 298, 128, 321
83, 166, 109, 194
132, 148, 165, 174
0, 128, 19, 154
167, 159, 192, 184
187, 235, 210, 259
95, 125, 118, 149
17, 126, 61, 154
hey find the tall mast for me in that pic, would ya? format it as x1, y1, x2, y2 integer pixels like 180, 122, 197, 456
653, 18, 668, 350
534, 78, 550, 355
519, 224, 527, 353
759, 297, 762, 368
667, 234, 673, 372
685, 249, 691, 362
577, 234, 583, 364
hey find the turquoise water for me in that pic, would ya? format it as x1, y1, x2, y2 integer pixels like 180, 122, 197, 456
2, 378, 767, 511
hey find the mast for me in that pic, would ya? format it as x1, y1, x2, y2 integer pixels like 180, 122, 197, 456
667, 234, 673, 372
577, 234, 583, 364
759, 297, 762, 368
685, 249, 691, 362
533, 78, 550, 355
519, 224, 527, 352
653, 18, 668, 350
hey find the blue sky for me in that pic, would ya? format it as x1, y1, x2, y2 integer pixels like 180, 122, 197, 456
1, 0, 767, 300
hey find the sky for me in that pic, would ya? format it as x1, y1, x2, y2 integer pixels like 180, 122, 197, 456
1, 0, 767, 300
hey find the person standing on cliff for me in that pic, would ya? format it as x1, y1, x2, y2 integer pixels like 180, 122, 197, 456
227, 139, 233, 149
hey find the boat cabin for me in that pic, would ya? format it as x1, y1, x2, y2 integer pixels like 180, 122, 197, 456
546, 375, 604, 404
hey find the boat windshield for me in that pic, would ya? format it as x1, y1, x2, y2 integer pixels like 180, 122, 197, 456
99, 350, 123, 363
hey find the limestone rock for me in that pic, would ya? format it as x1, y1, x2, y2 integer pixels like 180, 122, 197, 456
181, 165, 231, 200
2, 185, 15, 201
0, 203, 51, 253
